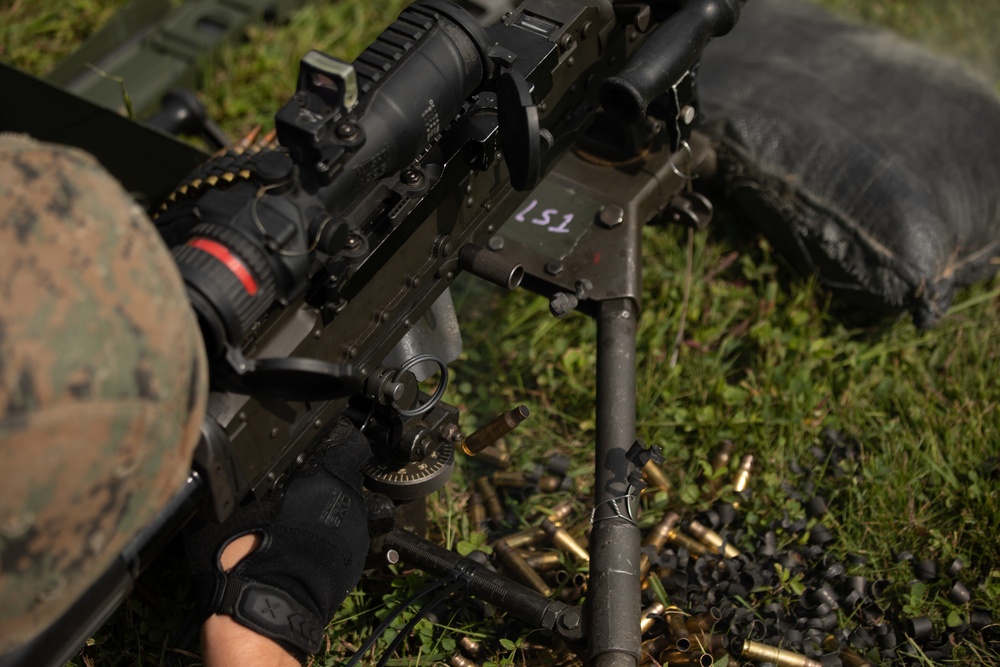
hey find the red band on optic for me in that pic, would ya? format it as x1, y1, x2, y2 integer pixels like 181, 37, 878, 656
187, 238, 259, 296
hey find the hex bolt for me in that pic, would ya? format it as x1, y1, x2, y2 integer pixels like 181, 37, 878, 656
487, 235, 505, 251
400, 168, 423, 186
544, 259, 563, 275
598, 204, 625, 228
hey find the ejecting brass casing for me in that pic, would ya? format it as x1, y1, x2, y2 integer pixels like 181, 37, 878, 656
733, 454, 754, 494
640, 512, 681, 578
739, 639, 822, 667
475, 476, 505, 523
642, 459, 672, 494
494, 540, 553, 596
462, 405, 530, 455
640, 601, 666, 635
523, 551, 563, 571
686, 519, 741, 558
541, 518, 590, 562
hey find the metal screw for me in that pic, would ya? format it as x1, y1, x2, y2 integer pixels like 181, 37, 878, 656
545, 259, 563, 275
344, 234, 361, 250
336, 123, 358, 140
681, 105, 697, 125
599, 204, 624, 228
488, 236, 505, 251
559, 34, 574, 50
401, 168, 423, 186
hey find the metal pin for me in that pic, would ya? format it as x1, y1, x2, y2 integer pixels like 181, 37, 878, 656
475, 476, 505, 524
541, 518, 589, 561
463, 405, 530, 455
687, 519, 741, 558
640, 511, 680, 579
739, 639, 822, 667
494, 540, 552, 596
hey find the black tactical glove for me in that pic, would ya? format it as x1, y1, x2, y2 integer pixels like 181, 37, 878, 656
187, 419, 372, 663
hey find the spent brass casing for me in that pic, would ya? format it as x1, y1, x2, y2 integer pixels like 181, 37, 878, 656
501, 527, 547, 549
687, 520, 741, 558
709, 440, 735, 492
547, 499, 575, 525
641, 635, 672, 665
640, 601, 666, 635
667, 527, 709, 555
541, 518, 589, 561
710, 440, 735, 476
472, 445, 511, 469
458, 636, 482, 659
640, 512, 681, 578
524, 551, 563, 570
732, 454, 754, 494
475, 476, 505, 523
664, 606, 691, 651
688, 632, 728, 657
686, 608, 724, 633
449, 652, 480, 667
470, 492, 487, 530
494, 540, 552, 596
537, 474, 567, 493
462, 405, 530, 455
660, 651, 713, 667
739, 639, 822, 667
492, 470, 533, 488
642, 459, 672, 494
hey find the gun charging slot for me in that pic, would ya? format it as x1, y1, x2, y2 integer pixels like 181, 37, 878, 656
462, 405, 531, 455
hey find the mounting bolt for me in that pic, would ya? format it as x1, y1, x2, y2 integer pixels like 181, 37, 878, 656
558, 608, 582, 631
401, 168, 423, 186
549, 292, 578, 319
598, 204, 624, 228
488, 235, 505, 251
544, 259, 563, 276
336, 123, 358, 140
680, 105, 697, 125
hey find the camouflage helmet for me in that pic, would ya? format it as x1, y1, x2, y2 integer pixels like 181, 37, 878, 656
0, 134, 208, 654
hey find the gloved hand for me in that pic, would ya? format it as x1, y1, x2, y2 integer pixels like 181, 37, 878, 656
187, 418, 372, 664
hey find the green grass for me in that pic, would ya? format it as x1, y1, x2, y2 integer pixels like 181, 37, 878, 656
4, 0, 1000, 665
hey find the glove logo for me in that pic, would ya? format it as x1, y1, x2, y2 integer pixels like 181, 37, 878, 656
256, 595, 284, 619
319, 489, 351, 528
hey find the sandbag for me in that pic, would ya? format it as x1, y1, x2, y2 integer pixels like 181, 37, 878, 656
697, 0, 1000, 327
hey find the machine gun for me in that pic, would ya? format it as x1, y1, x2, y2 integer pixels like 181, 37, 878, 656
3, 0, 742, 664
